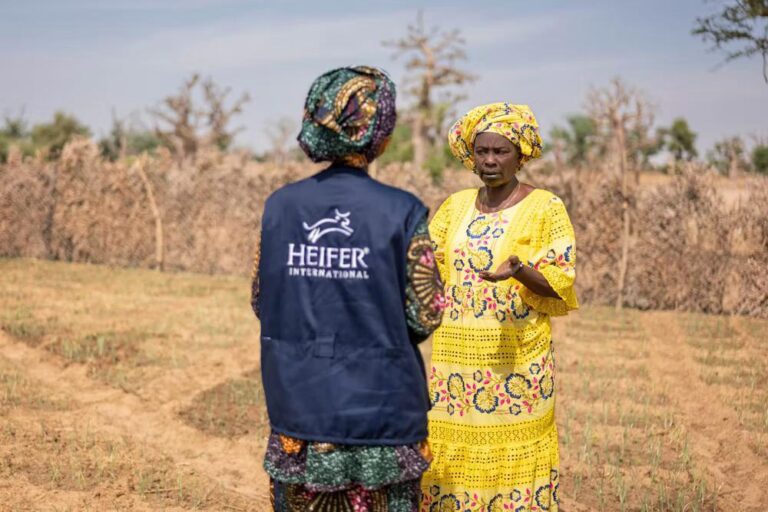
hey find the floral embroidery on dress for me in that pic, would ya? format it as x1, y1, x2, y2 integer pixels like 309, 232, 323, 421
421, 472, 559, 512
442, 209, 538, 323
530, 244, 575, 275
454, 212, 509, 285
444, 284, 530, 323
428, 348, 555, 417
468, 246, 493, 273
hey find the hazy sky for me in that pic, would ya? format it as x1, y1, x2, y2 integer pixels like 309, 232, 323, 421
2, 0, 767, 153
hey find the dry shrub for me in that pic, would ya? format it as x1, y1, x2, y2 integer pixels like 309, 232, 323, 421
632, 167, 732, 313
728, 183, 768, 317
51, 138, 155, 266
1, 142, 766, 317
0, 151, 54, 259
375, 162, 476, 213
0, 140, 317, 275
568, 172, 625, 307
159, 154, 312, 273
530, 164, 767, 317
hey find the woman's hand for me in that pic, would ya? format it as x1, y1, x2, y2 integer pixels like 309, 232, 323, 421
479, 255, 524, 282
480, 255, 561, 298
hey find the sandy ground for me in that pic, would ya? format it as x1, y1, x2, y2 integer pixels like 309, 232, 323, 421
1, 259, 766, 511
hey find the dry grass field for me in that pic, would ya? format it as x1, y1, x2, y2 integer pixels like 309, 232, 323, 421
1, 258, 766, 511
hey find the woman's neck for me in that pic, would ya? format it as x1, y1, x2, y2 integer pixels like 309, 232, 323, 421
336, 154, 369, 170
483, 177, 520, 207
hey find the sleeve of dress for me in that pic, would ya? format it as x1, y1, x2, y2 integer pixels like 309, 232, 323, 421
405, 214, 446, 343
519, 196, 579, 316
250, 231, 261, 319
428, 195, 452, 284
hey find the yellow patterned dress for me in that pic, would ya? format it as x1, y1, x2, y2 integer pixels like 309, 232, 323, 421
421, 188, 578, 512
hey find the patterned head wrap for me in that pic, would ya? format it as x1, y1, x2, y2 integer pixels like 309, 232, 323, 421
448, 102, 544, 172
298, 66, 397, 167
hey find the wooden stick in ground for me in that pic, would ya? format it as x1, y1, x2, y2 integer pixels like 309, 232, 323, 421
615, 118, 630, 312
134, 154, 164, 271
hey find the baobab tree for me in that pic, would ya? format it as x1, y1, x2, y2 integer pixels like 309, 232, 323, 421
384, 11, 475, 171
587, 78, 656, 310
149, 74, 250, 163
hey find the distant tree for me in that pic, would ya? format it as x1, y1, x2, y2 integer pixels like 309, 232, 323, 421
707, 136, 749, 175
384, 11, 475, 173
202, 77, 250, 151
431, 96, 460, 147
1, 114, 28, 139
692, 0, 768, 83
625, 104, 664, 169
425, 140, 459, 182
149, 74, 250, 162
587, 78, 657, 311
99, 113, 161, 161
0, 140, 7, 164
30, 112, 91, 159
0, 114, 31, 163
376, 121, 414, 167
753, 143, 768, 173
588, 79, 658, 175
264, 117, 297, 166
550, 114, 598, 168
659, 118, 698, 163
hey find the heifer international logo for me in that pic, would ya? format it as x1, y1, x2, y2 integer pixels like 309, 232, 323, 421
302, 209, 354, 243
286, 210, 370, 280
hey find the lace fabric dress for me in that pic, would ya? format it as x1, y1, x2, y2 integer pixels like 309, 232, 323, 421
421, 188, 578, 512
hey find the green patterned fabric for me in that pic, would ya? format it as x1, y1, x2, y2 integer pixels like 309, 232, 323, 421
265, 432, 428, 510
298, 66, 397, 165
264, 433, 429, 492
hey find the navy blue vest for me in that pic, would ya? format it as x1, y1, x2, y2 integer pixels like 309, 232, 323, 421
258, 165, 430, 445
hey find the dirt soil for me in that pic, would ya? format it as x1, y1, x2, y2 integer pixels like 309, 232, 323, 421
1, 259, 767, 511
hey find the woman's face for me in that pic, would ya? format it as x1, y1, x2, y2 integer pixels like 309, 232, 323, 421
473, 132, 521, 188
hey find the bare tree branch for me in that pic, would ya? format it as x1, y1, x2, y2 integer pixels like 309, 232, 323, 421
149, 74, 250, 162
693, 0, 768, 83
383, 10, 475, 171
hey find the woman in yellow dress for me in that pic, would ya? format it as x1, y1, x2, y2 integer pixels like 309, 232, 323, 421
421, 103, 578, 512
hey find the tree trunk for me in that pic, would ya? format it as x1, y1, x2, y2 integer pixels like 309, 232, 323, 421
615, 121, 631, 312
41, 164, 60, 259
412, 113, 426, 171
727, 144, 739, 178
135, 156, 164, 271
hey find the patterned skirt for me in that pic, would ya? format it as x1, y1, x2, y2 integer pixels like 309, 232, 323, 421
271, 479, 421, 512
265, 432, 431, 512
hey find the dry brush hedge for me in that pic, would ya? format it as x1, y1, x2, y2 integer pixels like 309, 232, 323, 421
1, 138, 766, 317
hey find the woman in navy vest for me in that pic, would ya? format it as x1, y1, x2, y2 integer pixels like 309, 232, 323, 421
251, 66, 445, 512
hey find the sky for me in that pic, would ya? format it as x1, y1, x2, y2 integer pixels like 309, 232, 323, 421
2, 0, 767, 154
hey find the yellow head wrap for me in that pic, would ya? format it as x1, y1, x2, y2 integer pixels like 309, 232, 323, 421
448, 102, 544, 172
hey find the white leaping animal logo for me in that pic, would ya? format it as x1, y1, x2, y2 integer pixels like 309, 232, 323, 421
303, 209, 354, 243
